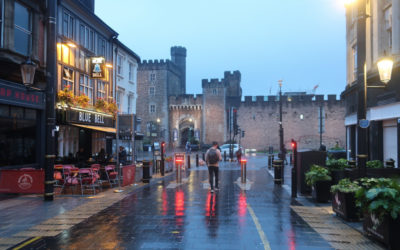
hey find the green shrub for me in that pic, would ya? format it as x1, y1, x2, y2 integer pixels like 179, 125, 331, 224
355, 178, 400, 220
326, 158, 348, 170
331, 178, 360, 193
305, 165, 332, 186
366, 160, 383, 169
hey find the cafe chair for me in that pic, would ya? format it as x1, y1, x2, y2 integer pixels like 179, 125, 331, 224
78, 168, 97, 196
60, 165, 79, 195
90, 164, 103, 191
105, 165, 118, 187
53, 165, 64, 189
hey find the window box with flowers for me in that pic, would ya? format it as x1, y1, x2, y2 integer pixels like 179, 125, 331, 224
95, 98, 108, 112
57, 85, 75, 107
74, 94, 90, 108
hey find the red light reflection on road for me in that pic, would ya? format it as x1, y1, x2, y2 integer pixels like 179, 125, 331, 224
288, 229, 296, 250
205, 192, 216, 217
175, 190, 185, 217
162, 189, 168, 216
238, 192, 247, 217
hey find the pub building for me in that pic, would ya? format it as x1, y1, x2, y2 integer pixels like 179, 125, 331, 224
0, 0, 47, 170
55, 0, 118, 163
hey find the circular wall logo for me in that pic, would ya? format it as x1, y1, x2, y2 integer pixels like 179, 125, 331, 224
18, 174, 33, 190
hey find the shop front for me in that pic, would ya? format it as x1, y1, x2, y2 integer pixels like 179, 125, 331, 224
56, 108, 115, 164
0, 80, 45, 169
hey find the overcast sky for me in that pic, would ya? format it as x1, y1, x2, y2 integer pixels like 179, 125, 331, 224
96, 0, 346, 97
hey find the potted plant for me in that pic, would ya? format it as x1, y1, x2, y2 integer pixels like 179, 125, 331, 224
107, 101, 118, 117
305, 165, 332, 202
326, 158, 348, 184
331, 178, 361, 221
355, 178, 400, 249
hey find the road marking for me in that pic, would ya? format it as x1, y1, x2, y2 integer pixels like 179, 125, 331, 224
247, 204, 271, 250
12, 236, 41, 250
234, 177, 252, 190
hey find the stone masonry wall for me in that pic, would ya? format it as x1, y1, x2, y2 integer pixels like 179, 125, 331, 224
202, 81, 227, 145
238, 99, 346, 152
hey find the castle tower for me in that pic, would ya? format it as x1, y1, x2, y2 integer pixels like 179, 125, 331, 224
171, 46, 187, 94
202, 79, 227, 144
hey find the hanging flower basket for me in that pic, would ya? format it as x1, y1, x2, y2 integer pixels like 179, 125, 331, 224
95, 98, 108, 112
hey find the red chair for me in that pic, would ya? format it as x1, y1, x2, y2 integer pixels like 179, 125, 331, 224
90, 164, 103, 191
105, 165, 118, 187
60, 165, 79, 194
78, 168, 97, 195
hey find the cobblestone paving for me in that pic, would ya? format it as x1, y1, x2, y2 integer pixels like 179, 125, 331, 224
290, 206, 385, 250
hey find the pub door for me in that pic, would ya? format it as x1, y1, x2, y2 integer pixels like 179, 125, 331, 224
79, 128, 92, 159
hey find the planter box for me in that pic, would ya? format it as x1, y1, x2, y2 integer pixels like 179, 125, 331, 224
312, 180, 331, 203
363, 212, 400, 249
331, 191, 360, 221
330, 170, 346, 185
344, 168, 358, 180
367, 168, 400, 178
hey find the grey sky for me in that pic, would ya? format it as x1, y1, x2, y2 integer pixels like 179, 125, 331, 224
96, 0, 346, 97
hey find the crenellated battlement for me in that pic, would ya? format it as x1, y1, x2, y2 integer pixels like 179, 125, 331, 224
224, 70, 241, 80
169, 94, 203, 106
140, 59, 170, 66
201, 78, 227, 88
240, 94, 342, 106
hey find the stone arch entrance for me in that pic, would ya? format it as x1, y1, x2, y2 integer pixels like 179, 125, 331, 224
179, 119, 194, 146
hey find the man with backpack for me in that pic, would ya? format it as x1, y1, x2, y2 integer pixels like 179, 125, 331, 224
205, 141, 222, 193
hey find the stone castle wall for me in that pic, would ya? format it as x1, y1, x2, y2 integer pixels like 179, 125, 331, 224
238, 96, 346, 151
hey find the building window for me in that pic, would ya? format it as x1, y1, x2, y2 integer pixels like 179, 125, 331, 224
150, 73, 156, 82
127, 93, 133, 114
62, 67, 74, 89
385, 7, 392, 50
14, 2, 31, 55
116, 89, 123, 111
117, 55, 123, 75
98, 37, 106, 57
150, 104, 156, 113
79, 24, 94, 51
79, 74, 93, 101
212, 89, 217, 95
63, 11, 73, 39
352, 45, 357, 82
149, 87, 155, 96
129, 63, 134, 81
97, 81, 106, 99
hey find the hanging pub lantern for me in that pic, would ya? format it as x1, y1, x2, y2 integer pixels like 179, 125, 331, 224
377, 57, 394, 84
20, 58, 37, 87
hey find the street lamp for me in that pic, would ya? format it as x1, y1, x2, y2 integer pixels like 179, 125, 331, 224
278, 80, 285, 162
345, 0, 394, 177
20, 58, 37, 87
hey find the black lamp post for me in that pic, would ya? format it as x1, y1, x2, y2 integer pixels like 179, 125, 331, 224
345, 0, 394, 177
278, 80, 285, 162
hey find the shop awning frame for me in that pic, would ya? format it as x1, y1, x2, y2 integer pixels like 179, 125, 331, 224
71, 123, 116, 133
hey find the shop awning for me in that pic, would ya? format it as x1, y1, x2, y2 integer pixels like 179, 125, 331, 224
71, 123, 116, 133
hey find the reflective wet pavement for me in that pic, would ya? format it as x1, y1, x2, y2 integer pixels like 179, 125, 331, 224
29, 157, 333, 250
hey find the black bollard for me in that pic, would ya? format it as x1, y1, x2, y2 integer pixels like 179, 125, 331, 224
273, 160, 283, 185
196, 154, 199, 167
187, 154, 191, 169
240, 159, 247, 183
289, 153, 293, 165
268, 154, 272, 169
142, 160, 152, 183
224, 151, 227, 162
202, 152, 205, 161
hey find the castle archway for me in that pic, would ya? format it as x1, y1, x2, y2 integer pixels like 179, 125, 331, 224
179, 119, 194, 146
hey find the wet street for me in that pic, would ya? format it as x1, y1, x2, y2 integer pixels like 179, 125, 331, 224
32, 157, 332, 250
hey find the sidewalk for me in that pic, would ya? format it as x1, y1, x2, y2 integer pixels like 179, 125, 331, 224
266, 155, 385, 250
0, 169, 174, 250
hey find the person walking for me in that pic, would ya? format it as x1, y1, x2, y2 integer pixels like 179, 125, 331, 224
205, 141, 222, 193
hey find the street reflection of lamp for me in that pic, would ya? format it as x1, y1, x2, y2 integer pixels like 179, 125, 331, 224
344, 0, 394, 177
20, 58, 37, 87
